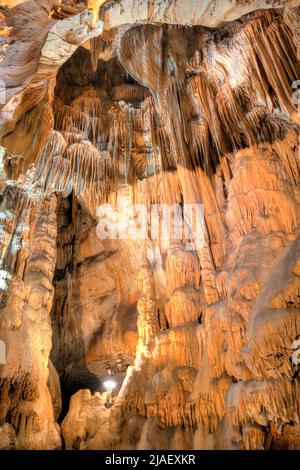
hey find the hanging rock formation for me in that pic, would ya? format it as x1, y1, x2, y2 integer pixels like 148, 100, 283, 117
0, 0, 300, 450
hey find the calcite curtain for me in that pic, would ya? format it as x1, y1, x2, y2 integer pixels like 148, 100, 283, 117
0, 0, 300, 451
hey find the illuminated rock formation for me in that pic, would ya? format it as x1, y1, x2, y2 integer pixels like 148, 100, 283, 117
0, 0, 300, 450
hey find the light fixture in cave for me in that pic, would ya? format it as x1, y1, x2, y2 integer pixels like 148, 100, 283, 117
1, 2, 300, 452
103, 379, 116, 408
103, 379, 116, 392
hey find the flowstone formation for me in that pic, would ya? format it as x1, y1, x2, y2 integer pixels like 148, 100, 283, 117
0, 0, 300, 450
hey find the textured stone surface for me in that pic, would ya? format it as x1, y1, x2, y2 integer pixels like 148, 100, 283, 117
0, 0, 300, 451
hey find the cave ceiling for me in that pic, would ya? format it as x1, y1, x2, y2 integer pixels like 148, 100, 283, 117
0, 0, 300, 452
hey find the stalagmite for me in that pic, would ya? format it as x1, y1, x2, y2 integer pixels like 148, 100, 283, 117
0, 0, 300, 452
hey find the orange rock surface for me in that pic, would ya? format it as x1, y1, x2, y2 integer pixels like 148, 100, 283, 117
0, 0, 300, 450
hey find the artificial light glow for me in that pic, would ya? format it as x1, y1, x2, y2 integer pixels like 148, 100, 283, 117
103, 380, 116, 392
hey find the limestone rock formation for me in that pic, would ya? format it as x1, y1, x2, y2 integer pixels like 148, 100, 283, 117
0, 0, 300, 450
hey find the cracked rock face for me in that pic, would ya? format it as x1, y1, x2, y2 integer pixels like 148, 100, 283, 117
0, 0, 300, 450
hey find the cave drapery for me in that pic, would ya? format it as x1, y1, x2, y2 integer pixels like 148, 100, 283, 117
0, 0, 300, 450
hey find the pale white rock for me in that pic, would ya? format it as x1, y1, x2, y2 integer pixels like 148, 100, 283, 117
39, 10, 104, 69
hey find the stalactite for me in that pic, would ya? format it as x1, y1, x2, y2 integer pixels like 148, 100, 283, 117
1, 2, 300, 451
89, 36, 102, 72
6, 9, 296, 222
136, 253, 158, 359
0, 194, 61, 449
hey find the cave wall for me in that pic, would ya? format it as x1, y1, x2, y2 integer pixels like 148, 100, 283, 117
0, 0, 300, 450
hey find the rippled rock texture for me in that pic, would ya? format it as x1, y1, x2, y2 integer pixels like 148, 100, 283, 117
0, 0, 300, 450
